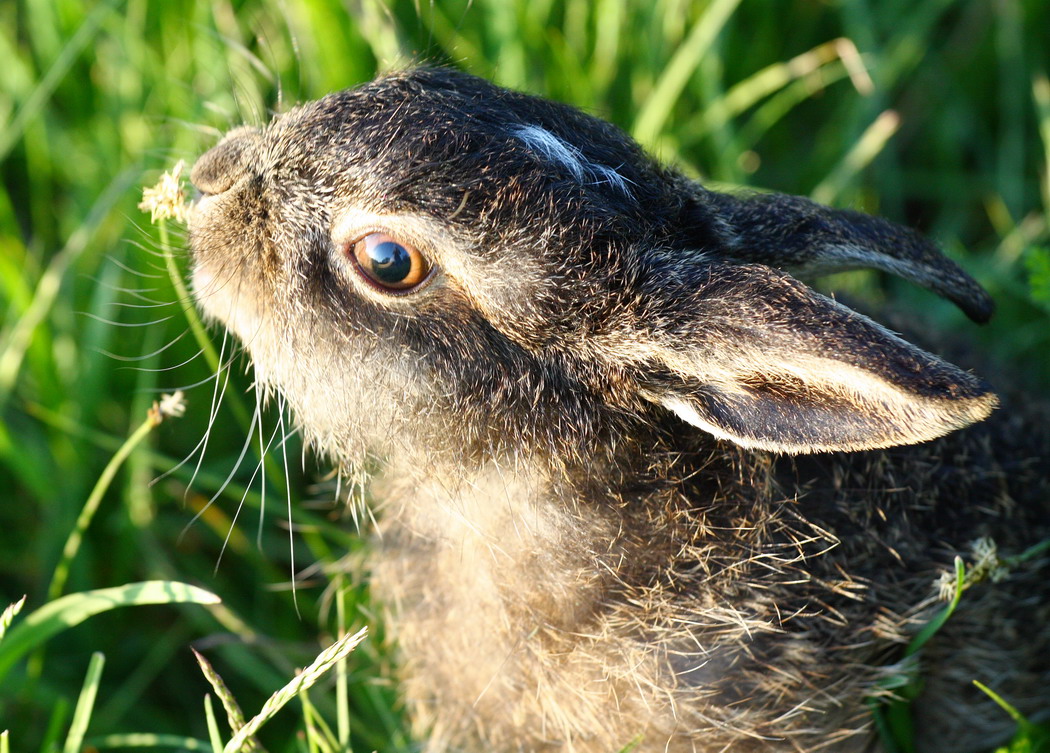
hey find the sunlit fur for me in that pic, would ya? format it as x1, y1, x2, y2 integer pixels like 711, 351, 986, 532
187, 68, 1050, 752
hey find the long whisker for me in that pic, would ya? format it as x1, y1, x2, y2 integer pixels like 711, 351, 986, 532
253, 380, 285, 548
87, 278, 163, 301
79, 312, 174, 328
184, 330, 236, 496
334, 467, 346, 525
101, 330, 188, 362
211, 404, 264, 572
141, 365, 224, 392
233, 397, 278, 552
106, 300, 178, 310
277, 391, 299, 616
150, 333, 235, 489
104, 256, 167, 280
174, 396, 257, 558
124, 346, 206, 374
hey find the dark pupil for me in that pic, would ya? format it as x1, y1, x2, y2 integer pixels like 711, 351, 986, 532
368, 241, 412, 284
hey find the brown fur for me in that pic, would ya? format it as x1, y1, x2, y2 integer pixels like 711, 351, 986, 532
186, 68, 1050, 752
370, 407, 1050, 752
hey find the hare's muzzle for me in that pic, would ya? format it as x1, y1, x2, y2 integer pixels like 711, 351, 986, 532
186, 124, 272, 343
190, 125, 262, 197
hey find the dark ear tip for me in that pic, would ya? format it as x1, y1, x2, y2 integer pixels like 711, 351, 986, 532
935, 271, 995, 324
957, 289, 995, 324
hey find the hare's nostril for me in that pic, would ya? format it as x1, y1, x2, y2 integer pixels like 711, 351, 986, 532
190, 127, 261, 196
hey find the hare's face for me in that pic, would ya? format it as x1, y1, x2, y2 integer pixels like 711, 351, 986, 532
188, 68, 995, 471
188, 70, 663, 467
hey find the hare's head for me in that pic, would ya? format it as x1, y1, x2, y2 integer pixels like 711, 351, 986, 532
188, 68, 996, 472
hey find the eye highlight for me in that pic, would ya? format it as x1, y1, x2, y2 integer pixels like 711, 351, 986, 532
349, 232, 433, 293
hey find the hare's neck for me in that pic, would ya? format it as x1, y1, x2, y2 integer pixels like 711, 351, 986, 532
370, 459, 630, 633
366, 455, 792, 748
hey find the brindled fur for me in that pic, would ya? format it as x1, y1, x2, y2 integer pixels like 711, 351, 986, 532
186, 68, 1050, 752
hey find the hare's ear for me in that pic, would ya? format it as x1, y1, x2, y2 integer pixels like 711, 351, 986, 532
692, 191, 994, 323
621, 263, 996, 454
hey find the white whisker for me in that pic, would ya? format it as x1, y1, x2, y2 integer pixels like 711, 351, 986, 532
276, 392, 299, 616
100, 330, 188, 362
209, 404, 263, 572
182, 330, 235, 496
79, 312, 174, 327
106, 300, 178, 310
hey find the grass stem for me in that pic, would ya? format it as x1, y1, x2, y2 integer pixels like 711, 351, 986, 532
47, 394, 185, 600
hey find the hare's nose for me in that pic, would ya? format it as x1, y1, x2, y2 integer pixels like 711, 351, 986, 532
191, 126, 262, 195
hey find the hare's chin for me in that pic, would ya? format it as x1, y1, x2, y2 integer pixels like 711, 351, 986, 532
185, 193, 224, 230
190, 265, 268, 347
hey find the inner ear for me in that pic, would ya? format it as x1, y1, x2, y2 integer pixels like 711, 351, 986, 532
625, 263, 997, 454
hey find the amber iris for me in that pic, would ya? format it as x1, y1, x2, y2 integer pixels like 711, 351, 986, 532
351, 232, 432, 292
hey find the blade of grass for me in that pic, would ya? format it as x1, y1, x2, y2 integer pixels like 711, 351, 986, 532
737, 63, 852, 150
192, 648, 259, 753
0, 581, 221, 684
973, 680, 1027, 726
590, 0, 623, 98
684, 39, 861, 142
995, 0, 1026, 219
47, 392, 186, 600
351, 0, 406, 71
0, 597, 26, 641
811, 109, 901, 205
41, 698, 72, 753
84, 734, 213, 750
632, 0, 742, 145
1033, 71, 1050, 226
972, 680, 1050, 752
205, 695, 224, 753
407, 2, 484, 71
64, 652, 106, 753
0, 0, 120, 161
335, 580, 350, 749
223, 628, 367, 753
305, 695, 344, 753
903, 557, 965, 658
869, 557, 966, 753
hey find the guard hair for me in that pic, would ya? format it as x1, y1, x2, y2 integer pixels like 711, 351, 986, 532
187, 67, 1050, 753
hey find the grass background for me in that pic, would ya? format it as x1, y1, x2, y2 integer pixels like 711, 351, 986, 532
0, 0, 1048, 751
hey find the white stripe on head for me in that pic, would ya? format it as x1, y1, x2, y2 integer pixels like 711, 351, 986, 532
512, 124, 631, 195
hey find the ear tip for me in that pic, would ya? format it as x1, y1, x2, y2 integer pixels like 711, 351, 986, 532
946, 369, 996, 402
790, 390, 1000, 453
956, 288, 996, 324
886, 386, 998, 450
965, 388, 1000, 421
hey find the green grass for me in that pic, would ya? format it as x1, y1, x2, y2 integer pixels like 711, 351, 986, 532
0, 1, 1048, 751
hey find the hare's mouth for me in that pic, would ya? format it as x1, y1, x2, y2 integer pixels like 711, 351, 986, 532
185, 191, 215, 223
190, 258, 270, 348
186, 183, 241, 227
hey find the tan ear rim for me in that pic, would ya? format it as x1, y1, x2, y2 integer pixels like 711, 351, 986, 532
651, 386, 998, 454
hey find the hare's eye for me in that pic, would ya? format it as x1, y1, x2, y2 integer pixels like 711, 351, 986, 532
350, 233, 433, 293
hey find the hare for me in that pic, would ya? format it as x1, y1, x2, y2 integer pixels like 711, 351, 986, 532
187, 68, 1050, 752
